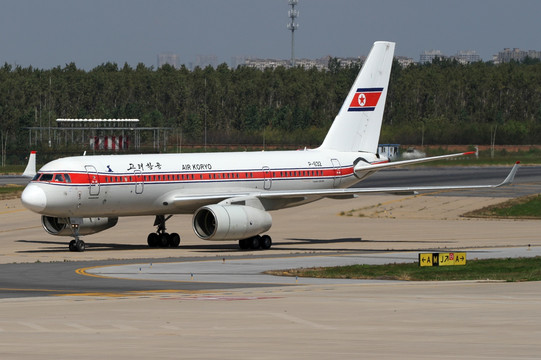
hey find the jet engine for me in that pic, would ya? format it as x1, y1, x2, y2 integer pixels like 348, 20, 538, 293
41, 216, 118, 236
192, 205, 272, 241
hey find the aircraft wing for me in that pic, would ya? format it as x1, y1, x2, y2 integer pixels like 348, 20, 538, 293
261, 161, 520, 198
170, 162, 520, 211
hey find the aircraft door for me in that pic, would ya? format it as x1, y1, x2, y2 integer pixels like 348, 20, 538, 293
85, 165, 100, 196
331, 159, 342, 187
134, 169, 144, 194
263, 166, 272, 190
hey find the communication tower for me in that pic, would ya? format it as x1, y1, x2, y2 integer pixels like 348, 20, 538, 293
287, 0, 299, 67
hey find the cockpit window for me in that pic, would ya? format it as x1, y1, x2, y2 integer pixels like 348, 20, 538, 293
64, 174, 71, 183
54, 174, 65, 182
39, 173, 53, 182
32, 173, 41, 181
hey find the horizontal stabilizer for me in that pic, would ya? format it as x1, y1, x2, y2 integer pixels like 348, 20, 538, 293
355, 151, 476, 176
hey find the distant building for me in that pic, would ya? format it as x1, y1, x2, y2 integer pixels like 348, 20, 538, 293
452, 50, 481, 64
242, 55, 415, 70
395, 56, 415, 67
243, 56, 364, 71
243, 58, 290, 70
230, 56, 247, 69
420, 49, 446, 63
378, 144, 400, 160
195, 55, 218, 69
493, 48, 541, 64
157, 53, 180, 69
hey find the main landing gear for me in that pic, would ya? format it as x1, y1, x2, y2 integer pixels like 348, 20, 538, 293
147, 215, 181, 248
238, 234, 272, 250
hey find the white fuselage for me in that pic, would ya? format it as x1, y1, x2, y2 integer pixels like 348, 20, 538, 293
24, 148, 385, 218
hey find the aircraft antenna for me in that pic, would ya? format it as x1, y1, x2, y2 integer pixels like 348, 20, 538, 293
287, 0, 299, 67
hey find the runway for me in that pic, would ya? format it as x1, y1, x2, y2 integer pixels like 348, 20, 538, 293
1, 166, 540, 358
356, 164, 541, 197
0, 175, 29, 186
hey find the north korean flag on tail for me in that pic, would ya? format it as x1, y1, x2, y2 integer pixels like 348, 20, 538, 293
348, 87, 383, 112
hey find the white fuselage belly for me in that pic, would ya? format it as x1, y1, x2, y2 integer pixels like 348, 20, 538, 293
31, 149, 382, 218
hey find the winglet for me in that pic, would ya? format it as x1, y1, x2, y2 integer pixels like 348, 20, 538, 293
22, 151, 37, 178
497, 161, 520, 187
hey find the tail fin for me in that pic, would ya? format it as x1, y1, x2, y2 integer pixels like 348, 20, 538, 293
22, 151, 36, 178
320, 41, 395, 153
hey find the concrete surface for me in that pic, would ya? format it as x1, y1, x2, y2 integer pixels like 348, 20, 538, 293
1, 194, 539, 264
1, 281, 540, 359
1, 192, 540, 359
87, 246, 541, 284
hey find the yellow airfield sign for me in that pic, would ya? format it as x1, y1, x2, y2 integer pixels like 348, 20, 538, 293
419, 252, 466, 267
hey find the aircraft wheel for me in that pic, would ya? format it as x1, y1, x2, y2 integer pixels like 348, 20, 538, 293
75, 240, 85, 252
69, 240, 77, 252
147, 233, 159, 247
239, 239, 250, 250
168, 233, 181, 248
260, 235, 272, 250
249, 236, 261, 250
158, 233, 170, 248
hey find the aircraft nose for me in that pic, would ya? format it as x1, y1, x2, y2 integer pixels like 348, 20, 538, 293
21, 183, 47, 213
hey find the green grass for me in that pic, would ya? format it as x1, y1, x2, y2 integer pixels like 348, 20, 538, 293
0, 185, 25, 199
465, 194, 541, 219
269, 257, 541, 282
490, 195, 541, 217
0, 165, 25, 175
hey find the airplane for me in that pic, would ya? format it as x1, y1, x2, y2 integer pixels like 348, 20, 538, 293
20, 41, 520, 252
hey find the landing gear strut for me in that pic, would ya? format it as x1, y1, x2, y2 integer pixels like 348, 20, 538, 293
147, 215, 181, 248
239, 234, 272, 250
68, 220, 86, 252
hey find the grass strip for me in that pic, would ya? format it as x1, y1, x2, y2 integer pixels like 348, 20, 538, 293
0, 185, 25, 200
267, 256, 541, 282
464, 194, 541, 219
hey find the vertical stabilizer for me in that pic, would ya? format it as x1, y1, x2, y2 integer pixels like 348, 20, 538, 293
22, 151, 36, 178
320, 41, 395, 153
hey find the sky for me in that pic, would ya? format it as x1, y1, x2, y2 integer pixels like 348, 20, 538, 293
1, 0, 540, 70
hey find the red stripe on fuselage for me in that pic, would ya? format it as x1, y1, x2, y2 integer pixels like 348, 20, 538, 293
32, 166, 357, 185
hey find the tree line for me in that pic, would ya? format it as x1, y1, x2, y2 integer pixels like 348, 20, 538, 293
1, 58, 540, 164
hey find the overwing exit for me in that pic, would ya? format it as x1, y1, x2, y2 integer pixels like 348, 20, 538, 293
20, 41, 519, 252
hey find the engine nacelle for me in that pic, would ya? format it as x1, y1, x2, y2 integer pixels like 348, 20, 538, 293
41, 216, 118, 236
192, 205, 272, 241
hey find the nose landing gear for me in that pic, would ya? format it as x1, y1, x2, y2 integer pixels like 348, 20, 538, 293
68, 219, 86, 252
